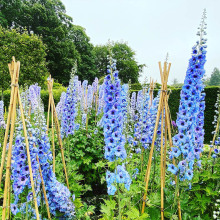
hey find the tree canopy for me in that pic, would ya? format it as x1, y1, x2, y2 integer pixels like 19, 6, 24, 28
0, 0, 145, 86
0, 0, 97, 85
0, 26, 48, 92
209, 68, 220, 86
94, 41, 145, 83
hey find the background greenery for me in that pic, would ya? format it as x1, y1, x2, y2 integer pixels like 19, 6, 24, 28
0, 0, 144, 86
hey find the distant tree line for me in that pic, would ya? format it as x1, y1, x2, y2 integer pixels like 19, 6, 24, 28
171, 67, 220, 88
0, 0, 144, 90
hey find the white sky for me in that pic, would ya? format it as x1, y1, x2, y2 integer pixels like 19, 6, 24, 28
61, 0, 220, 84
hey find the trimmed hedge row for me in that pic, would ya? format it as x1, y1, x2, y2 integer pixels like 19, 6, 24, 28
166, 87, 219, 143
3, 87, 67, 112
2, 86, 219, 143
131, 86, 219, 144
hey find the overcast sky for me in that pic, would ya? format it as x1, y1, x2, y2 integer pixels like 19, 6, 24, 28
61, 0, 220, 84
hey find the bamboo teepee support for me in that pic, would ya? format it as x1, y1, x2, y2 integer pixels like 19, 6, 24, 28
2, 58, 40, 220
141, 61, 181, 220
0, 58, 17, 186
142, 62, 168, 214
47, 76, 69, 189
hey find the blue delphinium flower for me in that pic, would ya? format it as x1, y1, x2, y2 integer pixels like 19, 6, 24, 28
29, 84, 41, 113
11, 86, 75, 218
61, 75, 79, 138
97, 84, 105, 116
133, 89, 161, 151
0, 100, 5, 129
56, 92, 66, 121
121, 84, 129, 127
103, 58, 131, 195
130, 92, 136, 122
106, 165, 132, 195
168, 14, 207, 182
103, 61, 127, 162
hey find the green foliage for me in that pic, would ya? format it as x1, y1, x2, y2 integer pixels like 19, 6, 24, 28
75, 202, 96, 220
178, 154, 220, 219
130, 83, 142, 91
0, 0, 78, 85
0, 26, 48, 91
67, 124, 105, 192
0, 0, 99, 86
93, 41, 145, 83
70, 25, 97, 84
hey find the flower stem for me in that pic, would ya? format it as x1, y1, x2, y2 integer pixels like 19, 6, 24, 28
117, 182, 121, 220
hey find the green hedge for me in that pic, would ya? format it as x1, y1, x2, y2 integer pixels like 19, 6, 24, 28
2, 87, 67, 111
167, 86, 219, 143
133, 86, 220, 144
2, 86, 219, 143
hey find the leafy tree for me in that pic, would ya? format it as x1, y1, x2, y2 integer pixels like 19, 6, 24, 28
0, 27, 48, 93
209, 68, 220, 86
93, 44, 109, 79
93, 41, 145, 83
171, 78, 183, 88
0, 0, 78, 86
70, 25, 97, 83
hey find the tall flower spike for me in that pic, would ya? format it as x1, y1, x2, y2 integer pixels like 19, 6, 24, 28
11, 85, 75, 218
61, 75, 79, 138
168, 11, 207, 182
56, 92, 66, 121
103, 58, 127, 162
0, 100, 5, 129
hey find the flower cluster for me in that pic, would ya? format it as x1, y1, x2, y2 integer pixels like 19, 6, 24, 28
97, 84, 105, 116
29, 84, 41, 113
61, 75, 79, 138
168, 18, 207, 181
11, 86, 75, 218
103, 62, 127, 161
129, 92, 136, 122
133, 89, 161, 151
106, 165, 131, 195
121, 84, 129, 127
103, 58, 131, 195
0, 100, 5, 128
56, 92, 66, 121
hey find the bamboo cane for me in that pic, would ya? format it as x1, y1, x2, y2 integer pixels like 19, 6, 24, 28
36, 155, 51, 220
142, 79, 165, 212
0, 59, 17, 186
46, 76, 52, 134
2, 62, 20, 219
142, 62, 170, 214
7, 173, 11, 219
160, 102, 164, 220
51, 95, 56, 173
18, 91, 40, 220
163, 116, 168, 188
47, 80, 69, 189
